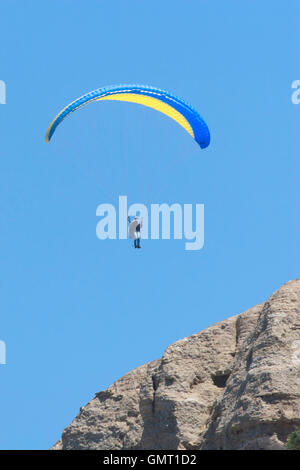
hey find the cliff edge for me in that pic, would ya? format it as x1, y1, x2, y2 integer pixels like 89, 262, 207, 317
52, 280, 300, 450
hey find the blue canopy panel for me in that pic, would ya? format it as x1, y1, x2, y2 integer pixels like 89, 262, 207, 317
45, 84, 210, 149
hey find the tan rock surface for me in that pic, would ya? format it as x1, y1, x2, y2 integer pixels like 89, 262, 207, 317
52, 280, 300, 450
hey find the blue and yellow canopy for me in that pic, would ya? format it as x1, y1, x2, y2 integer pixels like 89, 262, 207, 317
45, 84, 210, 148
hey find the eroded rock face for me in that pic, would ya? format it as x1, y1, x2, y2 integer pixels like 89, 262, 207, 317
52, 280, 300, 450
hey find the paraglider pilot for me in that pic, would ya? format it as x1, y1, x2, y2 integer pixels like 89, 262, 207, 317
128, 216, 142, 249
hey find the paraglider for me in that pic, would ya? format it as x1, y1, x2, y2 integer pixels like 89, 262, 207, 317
128, 216, 143, 249
46, 84, 211, 251
45, 84, 210, 148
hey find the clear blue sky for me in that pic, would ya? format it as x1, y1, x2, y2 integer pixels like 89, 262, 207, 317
0, 0, 299, 449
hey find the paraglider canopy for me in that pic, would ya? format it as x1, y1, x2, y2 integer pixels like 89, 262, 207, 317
45, 84, 210, 148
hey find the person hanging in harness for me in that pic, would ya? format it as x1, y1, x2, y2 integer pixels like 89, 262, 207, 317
128, 216, 143, 249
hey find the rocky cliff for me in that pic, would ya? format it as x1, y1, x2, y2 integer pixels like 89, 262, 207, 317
52, 280, 300, 450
